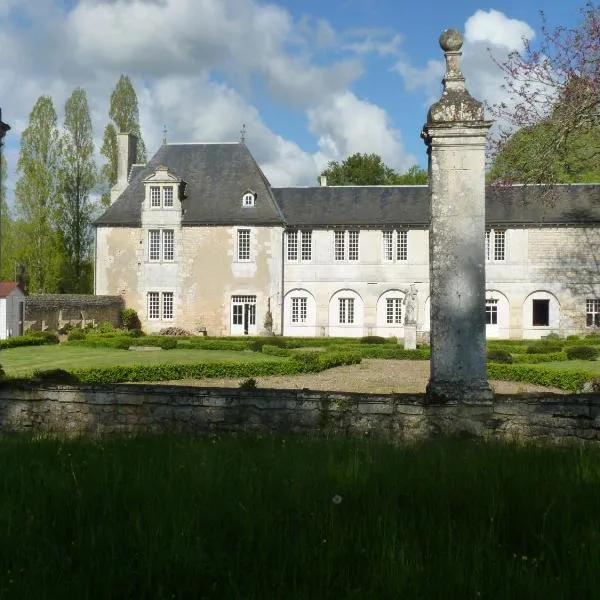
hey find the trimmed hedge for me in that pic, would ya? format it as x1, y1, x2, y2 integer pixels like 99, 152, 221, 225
0, 334, 59, 350
360, 336, 386, 344
486, 349, 513, 364
261, 344, 291, 357
565, 345, 599, 360
526, 341, 565, 354
511, 352, 567, 364
487, 363, 594, 391
328, 344, 430, 360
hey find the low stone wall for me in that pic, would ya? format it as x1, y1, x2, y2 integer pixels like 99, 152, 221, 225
24, 294, 124, 332
0, 384, 599, 443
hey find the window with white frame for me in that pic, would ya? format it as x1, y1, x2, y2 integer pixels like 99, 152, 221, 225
150, 186, 161, 208
586, 299, 600, 327
149, 229, 174, 261
485, 229, 506, 261
163, 186, 174, 207
382, 230, 408, 262
237, 229, 251, 261
148, 292, 160, 319
486, 298, 498, 325
286, 230, 312, 261
242, 192, 255, 207
287, 231, 298, 260
335, 230, 359, 261
163, 292, 174, 320
148, 291, 174, 320
291, 297, 308, 324
386, 298, 403, 324
301, 230, 312, 261
338, 297, 355, 324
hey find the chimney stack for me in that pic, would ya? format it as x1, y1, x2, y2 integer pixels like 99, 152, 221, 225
110, 133, 138, 204
320, 175, 327, 187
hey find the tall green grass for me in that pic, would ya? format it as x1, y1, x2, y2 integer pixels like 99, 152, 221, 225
0, 436, 598, 599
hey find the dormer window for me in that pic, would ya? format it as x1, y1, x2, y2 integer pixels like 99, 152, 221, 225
163, 186, 174, 207
144, 166, 181, 210
242, 191, 256, 207
150, 186, 161, 207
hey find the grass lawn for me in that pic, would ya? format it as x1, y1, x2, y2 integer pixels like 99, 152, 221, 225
533, 359, 600, 373
0, 436, 598, 599
0, 345, 281, 377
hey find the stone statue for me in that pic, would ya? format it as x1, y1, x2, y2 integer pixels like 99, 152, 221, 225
403, 284, 418, 325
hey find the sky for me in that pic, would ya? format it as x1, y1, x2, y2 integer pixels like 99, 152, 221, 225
0, 0, 585, 202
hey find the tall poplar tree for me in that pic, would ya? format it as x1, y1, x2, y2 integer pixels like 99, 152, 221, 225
14, 96, 62, 293
100, 75, 147, 206
0, 153, 16, 281
58, 88, 96, 293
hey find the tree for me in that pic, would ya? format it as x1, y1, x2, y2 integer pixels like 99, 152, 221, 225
14, 96, 63, 293
58, 88, 96, 293
319, 153, 398, 185
100, 75, 147, 206
393, 165, 428, 185
489, 3, 599, 184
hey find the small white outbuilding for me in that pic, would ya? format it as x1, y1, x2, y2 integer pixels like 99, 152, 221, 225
0, 282, 25, 339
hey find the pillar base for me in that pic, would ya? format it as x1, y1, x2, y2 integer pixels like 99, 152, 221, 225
403, 323, 417, 350
425, 378, 494, 404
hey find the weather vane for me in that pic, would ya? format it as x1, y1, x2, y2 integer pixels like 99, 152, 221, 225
162, 124, 168, 145
240, 123, 247, 144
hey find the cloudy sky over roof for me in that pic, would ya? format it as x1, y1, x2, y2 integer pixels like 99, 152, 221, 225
0, 0, 581, 199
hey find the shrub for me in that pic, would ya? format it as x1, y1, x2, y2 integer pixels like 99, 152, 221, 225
29, 331, 60, 344
67, 328, 87, 341
248, 337, 287, 352
0, 334, 59, 350
487, 363, 594, 392
239, 377, 258, 390
97, 322, 116, 333
565, 345, 599, 361
543, 333, 562, 340
566, 335, 580, 341
512, 352, 567, 364
526, 341, 564, 354
486, 349, 513, 364
261, 344, 290, 357
360, 336, 386, 344
159, 338, 178, 350
32, 369, 81, 385
121, 308, 141, 331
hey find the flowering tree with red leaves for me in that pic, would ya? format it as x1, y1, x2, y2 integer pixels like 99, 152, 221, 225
488, 3, 600, 184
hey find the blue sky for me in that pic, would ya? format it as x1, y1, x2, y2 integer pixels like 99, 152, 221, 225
0, 0, 585, 199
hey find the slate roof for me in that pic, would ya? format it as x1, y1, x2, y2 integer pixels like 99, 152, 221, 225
95, 142, 600, 228
95, 143, 284, 226
274, 184, 600, 228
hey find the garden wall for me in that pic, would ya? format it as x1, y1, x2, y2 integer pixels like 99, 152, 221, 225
0, 384, 599, 443
24, 295, 124, 332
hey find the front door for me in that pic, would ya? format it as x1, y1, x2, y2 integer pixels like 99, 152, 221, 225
231, 295, 257, 335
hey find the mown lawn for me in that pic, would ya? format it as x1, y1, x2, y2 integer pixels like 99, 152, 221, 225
532, 359, 600, 373
0, 345, 281, 377
0, 436, 598, 599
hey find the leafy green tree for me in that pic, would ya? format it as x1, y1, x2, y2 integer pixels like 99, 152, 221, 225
393, 165, 428, 184
58, 88, 96, 293
100, 75, 147, 206
14, 96, 63, 293
319, 153, 398, 185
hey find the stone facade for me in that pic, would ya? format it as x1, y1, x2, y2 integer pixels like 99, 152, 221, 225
1, 383, 599, 444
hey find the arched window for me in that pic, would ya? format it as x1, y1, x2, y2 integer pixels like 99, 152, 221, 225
242, 191, 256, 207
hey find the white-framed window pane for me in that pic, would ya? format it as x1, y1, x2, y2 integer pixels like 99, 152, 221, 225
248, 304, 256, 326
299, 297, 307, 322
291, 297, 307, 323
347, 298, 355, 323
494, 230, 505, 261
485, 230, 491, 261
397, 230, 407, 261
237, 229, 251, 261
243, 192, 255, 206
339, 297, 355, 324
148, 292, 160, 319
386, 298, 402, 324
383, 231, 393, 261
163, 186, 174, 207
162, 292, 174, 319
486, 299, 498, 325
162, 230, 174, 261
287, 230, 298, 261
150, 186, 161, 207
339, 298, 346, 323
334, 231, 345, 261
586, 298, 600, 326
149, 230, 160, 261
301, 231, 312, 261
348, 231, 359, 261
233, 304, 243, 325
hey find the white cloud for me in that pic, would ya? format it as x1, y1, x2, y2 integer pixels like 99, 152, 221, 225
464, 9, 535, 51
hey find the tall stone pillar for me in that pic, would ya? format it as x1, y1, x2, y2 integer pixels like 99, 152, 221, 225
423, 29, 493, 403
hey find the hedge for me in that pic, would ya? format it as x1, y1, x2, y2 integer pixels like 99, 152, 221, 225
511, 352, 567, 364
59, 351, 362, 384
487, 363, 594, 391
327, 344, 430, 360
261, 344, 292, 357
0, 334, 59, 350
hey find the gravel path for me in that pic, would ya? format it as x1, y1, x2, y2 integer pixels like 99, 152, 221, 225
155, 359, 566, 394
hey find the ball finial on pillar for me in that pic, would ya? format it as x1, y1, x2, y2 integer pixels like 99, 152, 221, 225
439, 29, 463, 52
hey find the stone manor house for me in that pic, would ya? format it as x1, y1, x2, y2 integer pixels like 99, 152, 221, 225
94, 134, 600, 340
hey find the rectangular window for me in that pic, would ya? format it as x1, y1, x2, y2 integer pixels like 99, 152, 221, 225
150, 186, 161, 208
149, 230, 160, 261
397, 230, 408, 261
334, 230, 345, 261
162, 230, 174, 261
383, 231, 393, 261
486, 299, 498, 325
237, 229, 251, 261
339, 298, 355, 324
148, 292, 160, 319
586, 299, 600, 327
301, 231, 312, 261
291, 297, 307, 324
494, 229, 505, 261
348, 230, 359, 261
532, 299, 550, 326
163, 186, 174, 207
287, 230, 298, 261
162, 292, 173, 320
232, 304, 243, 325
386, 298, 402, 324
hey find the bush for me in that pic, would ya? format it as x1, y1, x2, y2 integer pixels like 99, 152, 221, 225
566, 335, 580, 341
261, 344, 291, 357
542, 333, 562, 340
486, 349, 513, 364
67, 329, 87, 341
526, 341, 564, 354
97, 322, 116, 333
121, 308, 141, 331
32, 368, 81, 385
239, 378, 258, 390
29, 331, 60, 344
512, 352, 567, 364
565, 345, 599, 361
159, 338, 178, 350
0, 333, 59, 350
487, 363, 594, 391
360, 336, 386, 344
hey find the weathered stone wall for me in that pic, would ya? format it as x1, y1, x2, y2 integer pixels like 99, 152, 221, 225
24, 295, 124, 332
0, 384, 598, 443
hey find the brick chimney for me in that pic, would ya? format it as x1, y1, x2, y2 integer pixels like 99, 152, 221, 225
110, 133, 138, 204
